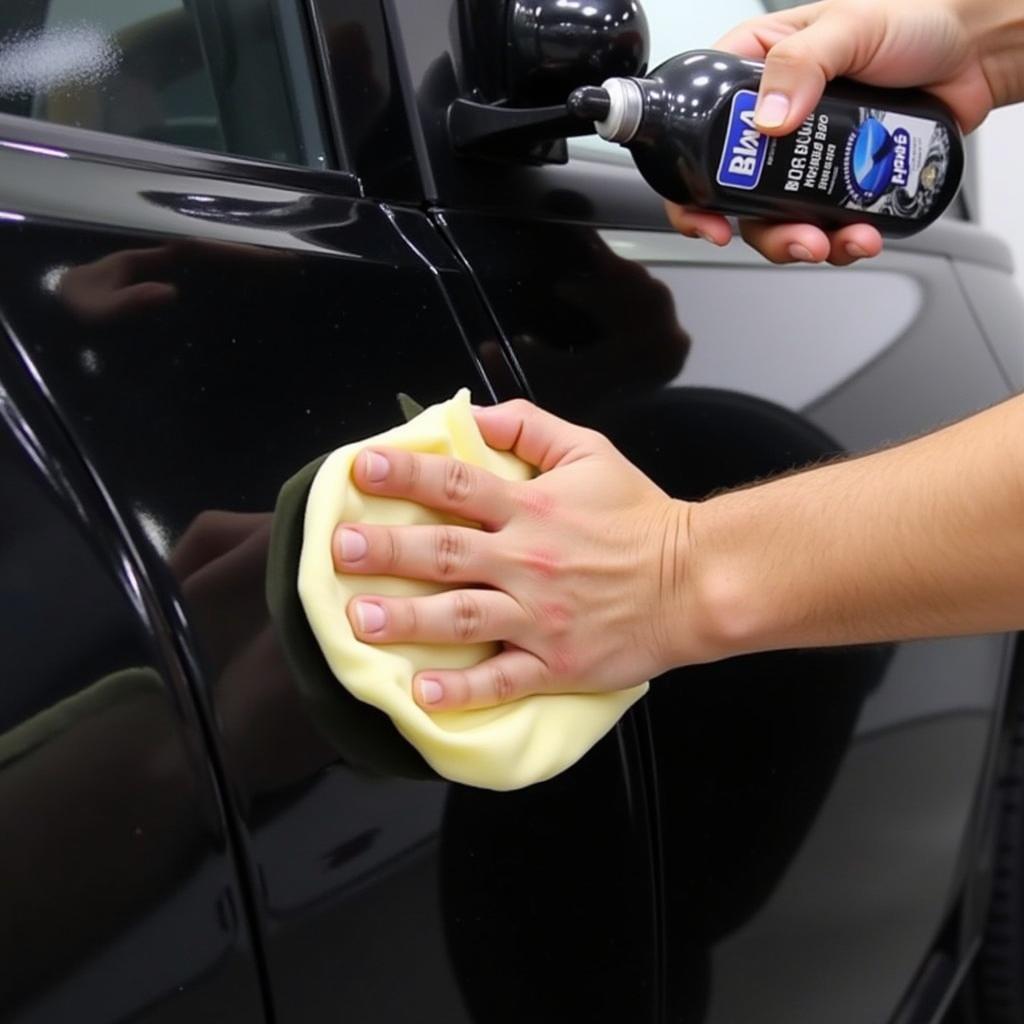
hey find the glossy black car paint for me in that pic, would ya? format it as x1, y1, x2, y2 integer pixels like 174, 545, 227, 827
424, 210, 1016, 1024
0, 1, 1022, 1023
0, 307, 268, 1022
504, 0, 650, 106
0, 108, 657, 1022
385, 2, 1020, 1020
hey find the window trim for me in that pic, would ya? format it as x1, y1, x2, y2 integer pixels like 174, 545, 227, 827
0, 111, 361, 197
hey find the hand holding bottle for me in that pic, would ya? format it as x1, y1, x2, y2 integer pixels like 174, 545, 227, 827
667, 0, 1022, 264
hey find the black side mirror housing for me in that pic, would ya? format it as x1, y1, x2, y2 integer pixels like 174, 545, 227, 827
451, 0, 649, 162
506, 0, 649, 106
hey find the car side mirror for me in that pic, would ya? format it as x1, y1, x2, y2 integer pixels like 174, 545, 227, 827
450, 0, 649, 162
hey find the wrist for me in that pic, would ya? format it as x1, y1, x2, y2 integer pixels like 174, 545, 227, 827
656, 494, 762, 669
682, 489, 782, 664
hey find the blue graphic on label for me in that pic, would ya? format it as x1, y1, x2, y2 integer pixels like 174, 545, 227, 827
847, 118, 911, 201
716, 90, 768, 191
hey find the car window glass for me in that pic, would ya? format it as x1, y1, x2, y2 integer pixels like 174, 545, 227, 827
0, 0, 329, 169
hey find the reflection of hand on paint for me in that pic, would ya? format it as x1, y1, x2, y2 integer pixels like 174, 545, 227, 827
170, 509, 335, 798
58, 246, 179, 324
477, 231, 690, 416
0, 505, 326, 1002
57, 238, 297, 324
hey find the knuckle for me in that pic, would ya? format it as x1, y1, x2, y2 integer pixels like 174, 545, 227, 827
434, 526, 466, 578
548, 647, 575, 679
443, 459, 474, 504
384, 528, 401, 571
578, 425, 610, 451
505, 399, 533, 417
520, 547, 560, 581
515, 486, 554, 521
397, 452, 419, 493
398, 599, 417, 637
453, 592, 483, 641
491, 665, 515, 704
539, 601, 571, 635
765, 40, 813, 73
408, 454, 421, 490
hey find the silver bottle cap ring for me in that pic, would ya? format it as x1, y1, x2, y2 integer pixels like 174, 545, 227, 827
594, 78, 644, 144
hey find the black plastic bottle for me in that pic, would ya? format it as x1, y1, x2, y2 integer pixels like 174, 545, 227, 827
568, 50, 964, 237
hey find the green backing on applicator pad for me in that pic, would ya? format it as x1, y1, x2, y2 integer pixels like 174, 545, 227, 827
266, 453, 438, 782
266, 390, 648, 791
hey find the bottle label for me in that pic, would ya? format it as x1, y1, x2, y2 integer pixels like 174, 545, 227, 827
716, 89, 952, 219
716, 90, 769, 190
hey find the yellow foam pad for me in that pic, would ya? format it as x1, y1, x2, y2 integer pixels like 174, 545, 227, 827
297, 389, 649, 790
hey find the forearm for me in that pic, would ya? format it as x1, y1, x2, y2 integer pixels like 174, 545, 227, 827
689, 394, 1024, 658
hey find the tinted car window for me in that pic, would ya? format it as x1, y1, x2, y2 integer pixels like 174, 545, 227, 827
0, 0, 328, 168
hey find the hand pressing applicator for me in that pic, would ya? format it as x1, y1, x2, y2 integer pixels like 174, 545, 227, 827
266, 389, 648, 791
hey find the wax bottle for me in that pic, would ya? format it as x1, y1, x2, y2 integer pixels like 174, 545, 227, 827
569, 50, 963, 236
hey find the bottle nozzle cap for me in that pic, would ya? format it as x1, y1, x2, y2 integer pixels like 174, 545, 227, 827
568, 86, 612, 123
577, 78, 644, 144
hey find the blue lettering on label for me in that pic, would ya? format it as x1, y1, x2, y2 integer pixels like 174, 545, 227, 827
716, 90, 768, 191
890, 127, 910, 188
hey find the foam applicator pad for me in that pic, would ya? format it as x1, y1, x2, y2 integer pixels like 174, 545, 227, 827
267, 390, 648, 790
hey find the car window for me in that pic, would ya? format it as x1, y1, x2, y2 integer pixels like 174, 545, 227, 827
0, 0, 329, 169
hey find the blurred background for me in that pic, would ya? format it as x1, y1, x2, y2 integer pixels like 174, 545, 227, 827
980, 107, 1024, 289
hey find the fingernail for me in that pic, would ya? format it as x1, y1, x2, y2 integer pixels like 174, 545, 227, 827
845, 242, 869, 259
355, 600, 386, 634
361, 451, 389, 482
788, 243, 815, 263
755, 92, 790, 129
698, 230, 717, 246
338, 528, 368, 561
419, 678, 444, 705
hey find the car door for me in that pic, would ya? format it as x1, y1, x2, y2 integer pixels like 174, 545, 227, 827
383, 0, 1022, 1021
0, 282, 269, 1023
0, 1, 660, 1021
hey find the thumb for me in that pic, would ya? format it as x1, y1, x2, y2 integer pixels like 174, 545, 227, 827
754, 13, 863, 135
473, 399, 599, 473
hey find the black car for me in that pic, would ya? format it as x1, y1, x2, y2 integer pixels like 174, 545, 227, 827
2, 1, 1023, 1022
